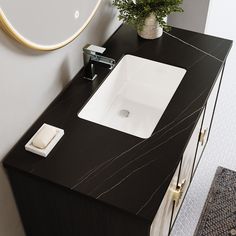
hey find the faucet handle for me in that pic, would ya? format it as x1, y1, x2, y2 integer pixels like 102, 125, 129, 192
83, 44, 106, 55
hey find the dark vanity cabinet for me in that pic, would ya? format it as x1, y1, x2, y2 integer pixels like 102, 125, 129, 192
3, 25, 232, 236
5, 77, 220, 236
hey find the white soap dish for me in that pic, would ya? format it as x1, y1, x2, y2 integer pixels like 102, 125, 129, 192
25, 123, 64, 157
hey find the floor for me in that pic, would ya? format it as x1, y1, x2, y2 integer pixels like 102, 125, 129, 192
171, 36, 236, 235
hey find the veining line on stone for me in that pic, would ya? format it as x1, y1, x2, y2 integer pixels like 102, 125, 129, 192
71, 164, 105, 188
73, 105, 202, 190
89, 107, 202, 195
71, 139, 149, 189
136, 167, 177, 215
164, 31, 223, 63
187, 54, 208, 70
96, 121, 196, 199
187, 41, 225, 69
95, 160, 156, 199
154, 88, 207, 134
72, 88, 207, 188
72, 90, 206, 189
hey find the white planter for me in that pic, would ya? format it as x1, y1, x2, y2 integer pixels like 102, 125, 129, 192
137, 13, 164, 39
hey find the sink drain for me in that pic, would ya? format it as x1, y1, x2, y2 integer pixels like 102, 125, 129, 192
119, 109, 130, 118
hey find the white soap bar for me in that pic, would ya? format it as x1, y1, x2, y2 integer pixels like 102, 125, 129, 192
32, 125, 57, 149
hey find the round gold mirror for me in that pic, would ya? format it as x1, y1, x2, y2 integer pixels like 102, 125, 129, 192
0, 0, 101, 51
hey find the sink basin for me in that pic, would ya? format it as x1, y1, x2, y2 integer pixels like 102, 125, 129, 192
78, 55, 186, 139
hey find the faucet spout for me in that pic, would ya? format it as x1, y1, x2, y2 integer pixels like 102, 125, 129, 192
91, 54, 116, 70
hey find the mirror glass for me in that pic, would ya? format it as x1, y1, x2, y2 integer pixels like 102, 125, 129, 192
0, 0, 101, 50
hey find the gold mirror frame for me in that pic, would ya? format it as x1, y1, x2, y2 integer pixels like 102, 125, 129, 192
0, 0, 101, 51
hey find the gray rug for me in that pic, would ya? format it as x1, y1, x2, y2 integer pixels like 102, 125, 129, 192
194, 166, 236, 236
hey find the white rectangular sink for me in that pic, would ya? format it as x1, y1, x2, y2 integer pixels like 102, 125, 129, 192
78, 55, 186, 139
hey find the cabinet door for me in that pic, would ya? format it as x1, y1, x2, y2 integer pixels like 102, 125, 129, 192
151, 112, 204, 236
194, 69, 222, 172
150, 164, 180, 236
171, 112, 203, 226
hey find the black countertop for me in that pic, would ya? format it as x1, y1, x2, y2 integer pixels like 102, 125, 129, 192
3, 25, 232, 222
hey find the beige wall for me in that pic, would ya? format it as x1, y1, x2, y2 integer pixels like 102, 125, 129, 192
0, 1, 120, 235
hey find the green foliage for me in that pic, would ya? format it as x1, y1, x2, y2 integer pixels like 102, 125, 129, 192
112, 0, 183, 31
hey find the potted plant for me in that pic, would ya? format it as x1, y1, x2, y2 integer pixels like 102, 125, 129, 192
113, 0, 184, 39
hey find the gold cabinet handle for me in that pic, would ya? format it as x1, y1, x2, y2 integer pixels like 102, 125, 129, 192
171, 179, 186, 206
199, 129, 207, 146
